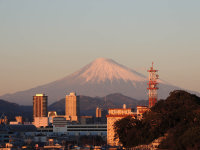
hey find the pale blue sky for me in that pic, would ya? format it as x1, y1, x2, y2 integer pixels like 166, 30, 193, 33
0, 0, 200, 95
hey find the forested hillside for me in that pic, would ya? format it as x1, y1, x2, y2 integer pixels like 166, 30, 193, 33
114, 90, 200, 150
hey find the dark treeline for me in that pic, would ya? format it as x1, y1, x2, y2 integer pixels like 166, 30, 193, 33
114, 90, 200, 150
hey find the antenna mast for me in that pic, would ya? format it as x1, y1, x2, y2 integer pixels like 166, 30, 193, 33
147, 62, 159, 108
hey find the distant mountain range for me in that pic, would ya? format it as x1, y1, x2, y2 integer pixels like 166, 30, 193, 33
0, 58, 198, 105
49, 93, 148, 116
0, 93, 148, 121
0, 99, 32, 121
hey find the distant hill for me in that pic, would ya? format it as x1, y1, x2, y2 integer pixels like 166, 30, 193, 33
49, 93, 148, 116
0, 99, 21, 112
0, 93, 148, 121
0, 58, 189, 105
0, 99, 32, 121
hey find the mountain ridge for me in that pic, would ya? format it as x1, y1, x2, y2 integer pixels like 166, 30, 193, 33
0, 58, 196, 105
0, 93, 148, 121
49, 92, 148, 116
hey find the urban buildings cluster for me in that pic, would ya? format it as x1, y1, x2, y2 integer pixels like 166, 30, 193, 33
0, 63, 159, 149
0, 92, 107, 149
33, 92, 80, 128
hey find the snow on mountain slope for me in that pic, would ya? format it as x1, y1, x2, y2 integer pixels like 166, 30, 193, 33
69, 58, 147, 83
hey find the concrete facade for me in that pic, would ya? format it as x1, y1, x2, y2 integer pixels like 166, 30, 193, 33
34, 117, 48, 128
96, 107, 102, 118
106, 105, 136, 146
65, 92, 80, 122
33, 94, 48, 119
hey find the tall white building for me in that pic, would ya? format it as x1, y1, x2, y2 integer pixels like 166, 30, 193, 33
65, 92, 80, 122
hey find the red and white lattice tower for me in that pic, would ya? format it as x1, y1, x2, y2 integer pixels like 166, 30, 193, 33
147, 62, 159, 108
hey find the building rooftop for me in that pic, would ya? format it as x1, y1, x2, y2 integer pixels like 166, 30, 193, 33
36, 94, 45, 96
69, 92, 76, 96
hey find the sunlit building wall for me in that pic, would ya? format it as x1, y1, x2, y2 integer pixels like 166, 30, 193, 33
65, 92, 80, 122
33, 94, 48, 119
106, 104, 136, 146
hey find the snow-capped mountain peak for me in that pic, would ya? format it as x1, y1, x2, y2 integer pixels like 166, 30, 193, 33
73, 58, 147, 83
1, 57, 185, 105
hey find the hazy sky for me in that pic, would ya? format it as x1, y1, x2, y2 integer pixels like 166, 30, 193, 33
0, 0, 200, 96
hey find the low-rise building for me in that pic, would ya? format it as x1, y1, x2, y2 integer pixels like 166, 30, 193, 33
15, 116, 23, 124
48, 111, 58, 124
80, 116, 94, 124
52, 116, 106, 139
66, 124, 107, 137
53, 117, 68, 133
136, 106, 149, 120
33, 117, 48, 128
106, 104, 136, 146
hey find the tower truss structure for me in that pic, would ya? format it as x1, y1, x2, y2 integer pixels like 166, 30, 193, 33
147, 62, 159, 108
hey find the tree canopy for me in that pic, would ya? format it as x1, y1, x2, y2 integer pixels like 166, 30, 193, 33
114, 90, 200, 149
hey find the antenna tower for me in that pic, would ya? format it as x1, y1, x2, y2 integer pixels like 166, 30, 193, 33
147, 62, 159, 108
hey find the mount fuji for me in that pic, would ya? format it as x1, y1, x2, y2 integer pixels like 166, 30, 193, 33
0, 58, 193, 105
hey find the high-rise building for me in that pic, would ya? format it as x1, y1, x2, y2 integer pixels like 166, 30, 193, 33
65, 92, 80, 122
33, 94, 48, 119
96, 107, 102, 118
